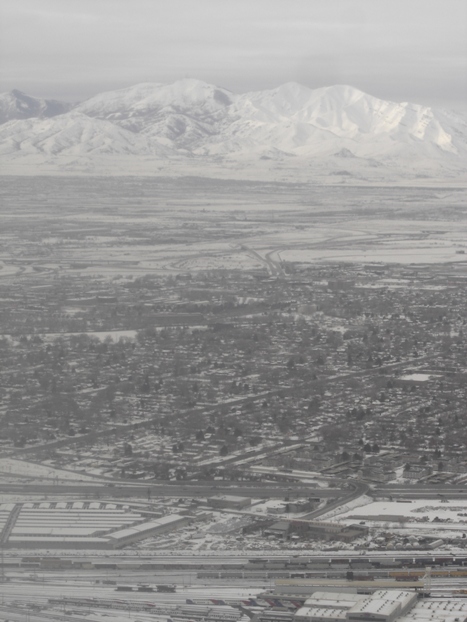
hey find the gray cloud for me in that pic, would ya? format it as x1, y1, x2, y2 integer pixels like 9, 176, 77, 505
1, 0, 466, 110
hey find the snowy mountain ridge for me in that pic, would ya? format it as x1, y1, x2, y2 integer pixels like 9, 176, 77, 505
0, 89, 74, 125
1, 79, 466, 179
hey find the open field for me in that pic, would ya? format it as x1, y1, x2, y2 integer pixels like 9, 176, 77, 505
1, 177, 466, 283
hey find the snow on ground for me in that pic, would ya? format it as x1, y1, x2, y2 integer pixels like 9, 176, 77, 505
248, 465, 325, 483
401, 599, 467, 621
0, 261, 21, 277
324, 498, 467, 539
399, 373, 435, 382
279, 245, 467, 265
319, 494, 374, 520
40, 329, 138, 342
249, 499, 291, 514
0, 330, 138, 344
0, 457, 102, 481
334, 498, 467, 523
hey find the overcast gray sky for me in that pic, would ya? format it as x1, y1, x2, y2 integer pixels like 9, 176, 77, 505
1, 0, 466, 110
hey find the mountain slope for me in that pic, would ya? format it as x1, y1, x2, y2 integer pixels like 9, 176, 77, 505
0, 90, 73, 125
74, 80, 467, 161
0, 113, 170, 156
75, 79, 234, 148
213, 83, 465, 159
1, 80, 466, 178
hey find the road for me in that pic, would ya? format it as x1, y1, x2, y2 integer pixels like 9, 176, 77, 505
0, 481, 343, 499
375, 484, 467, 499
241, 245, 284, 276
302, 481, 369, 519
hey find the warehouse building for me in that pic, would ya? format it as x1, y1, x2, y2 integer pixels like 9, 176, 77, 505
294, 607, 347, 622
347, 590, 417, 620
106, 514, 191, 548
273, 579, 422, 596
303, 594, 363, 610
3, 502, 191, 549
292, 590, 417, 622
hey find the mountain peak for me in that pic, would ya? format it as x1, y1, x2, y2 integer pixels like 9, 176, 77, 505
0, 89, 73, 124
323, 83, 366, 94
274, 81, 311, 93
10, 89, 27, 98
312, 84, 371, 104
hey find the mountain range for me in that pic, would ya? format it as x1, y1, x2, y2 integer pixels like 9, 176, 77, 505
1, 79, 466, 179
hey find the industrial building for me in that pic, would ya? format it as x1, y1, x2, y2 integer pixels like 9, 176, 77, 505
295, 608, 346, 622
208, 495, 251, 510
273, 579, 422, 597
263, 520, 368, 542
106, 514, 191, 548
267, 498, 320, 515
302, 593, 363, 611
292, 590, 417, 622
1, 501, 191, 549
290, 520, 369, 542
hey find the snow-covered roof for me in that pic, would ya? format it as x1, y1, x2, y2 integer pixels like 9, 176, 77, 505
295, 606, 347, 620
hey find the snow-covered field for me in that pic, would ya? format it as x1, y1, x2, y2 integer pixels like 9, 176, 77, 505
40, 329, 138, 342
323, 497, 467, 540
0, 457, 102, 481
333, 498, 467, 523
1, 177, 466, 293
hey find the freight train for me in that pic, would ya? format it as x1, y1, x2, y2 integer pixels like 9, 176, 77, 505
48, 598, 240, 621
12, 554, 467, 573
116, 584, 176, 592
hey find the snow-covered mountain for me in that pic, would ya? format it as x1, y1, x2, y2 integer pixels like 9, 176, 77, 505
1, 79, 466, 179
0, 112, 170, 157
75, 80, 233, 148
225, 83, 466, 159
0, 89, 73, 125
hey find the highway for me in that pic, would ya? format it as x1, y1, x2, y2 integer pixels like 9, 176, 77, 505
302, 481, 369, 519
0, 481, 344, 498
375, 484, 467, 499
3, 478, 466, 501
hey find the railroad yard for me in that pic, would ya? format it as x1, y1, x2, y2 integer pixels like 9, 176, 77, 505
3, 551, 467, 620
